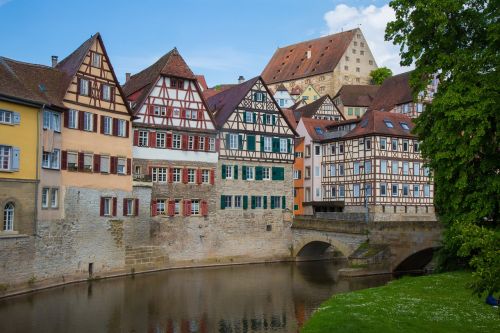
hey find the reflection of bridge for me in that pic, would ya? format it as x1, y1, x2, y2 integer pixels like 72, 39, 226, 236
291, 216, 442, 272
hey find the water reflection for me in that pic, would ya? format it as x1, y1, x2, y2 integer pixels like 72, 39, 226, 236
0, 261, 390, 333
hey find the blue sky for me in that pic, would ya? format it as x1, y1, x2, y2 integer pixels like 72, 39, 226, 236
0, 0, 406, 87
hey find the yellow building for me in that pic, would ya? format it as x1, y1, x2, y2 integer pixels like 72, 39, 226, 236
296, 84, 320, 104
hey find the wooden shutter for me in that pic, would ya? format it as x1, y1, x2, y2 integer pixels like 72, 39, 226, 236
78, 152, 84, 172
61, 150, 67, 170
126, 158, 131, 175
123, 198, 128, 216
184, 200, 191, 216
112, 197, 117, 216
194, 136, 199, 151
151, 201, 157, 217
270, 196, 275, 209
282, 196, 286, 209
221, 164, 226, 179
251, 196, 256, 209
64, 110, 69, 128
113, 118, 119, 136
110, 156, 117, 174
247, 135, 255, 151
148, 104, 154, 115
263, 196, 267, 209
133, 130, 139, 146
93, 113, 98, 132
255, 166, 262, 180
242, 165, 247, 180
215, 138, 220, 151
181, 135, 188, 150
220, 195, 225, 210
168, 168, 173, 183
182, 168, 188, 184
166, 133, 173, 148
238, 135, 243, 150
210, 169, 215, 185
201, 200, 208, 217
196, 169, 202, 185
93, 154, 101, 173
110, 87, 115, 103
99, 197, 104, 216
243, 196, 248, 210
125, 121, 130, 138
100, 115, 105, 134
10, 147, 20, 171
180, 109, 186, 119
233, 165, 238, 179
205, 137, 210, 152
167, 200, 175, 216
253, 112, 257, 124
77, 78, 81, 95
134, 198, 139, 216
78, 111, 84, 130
149, 131, 156, 148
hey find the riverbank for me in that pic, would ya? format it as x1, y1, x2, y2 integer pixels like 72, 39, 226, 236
301, 271, 500, 333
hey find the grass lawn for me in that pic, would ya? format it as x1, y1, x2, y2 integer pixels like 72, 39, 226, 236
301, 271, 500, 333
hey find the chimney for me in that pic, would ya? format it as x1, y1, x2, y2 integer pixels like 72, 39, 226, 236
238, 75, 245, 84
51, 55, 58, 68
125, 72, 131, 82
306, 50, 312, 59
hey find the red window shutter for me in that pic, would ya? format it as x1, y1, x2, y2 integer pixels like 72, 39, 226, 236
182, 135, 188, 150
182, 168, 188, 184
210, 169, 215, 185
199, 110, 205, 120
215, 138, 220, 151
93, 154, 101, 173
180, 109, 186, 119
100, 115, 104, 134
151, 201, 157, 217
112, 197, 117, 216
133, 130, 139, 146
64, 110, 69, 128
184, 200, 191, 216
205, 137, 210, 152
194, 136, 199, 151
148, 105, 154, 115
110, 156, 117, 174
201, 200, 208, 217
166, 133, 172, 148
99, 84, 104, 100
99, 197, 104, 216
167, 107, 173, 118
78, 152, 84, 172
168, 200, 175, 216
111, 87, 115, 103
125, 121, 130, 138
149, 131, 156, 148
196, 169, 202, 185
93, 114, 98, 132
78, 111, 84, 130
113, 118, 119, 136
168, 168, 173, 183
134, 198, 139, 216
126, 158, 131, 175
61, 150, 67, 170
123, 198, 128, 216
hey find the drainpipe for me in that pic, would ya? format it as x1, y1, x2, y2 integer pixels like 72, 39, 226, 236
34, 105, 44, 236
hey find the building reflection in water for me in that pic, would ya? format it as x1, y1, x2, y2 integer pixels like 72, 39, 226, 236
0, 261, 390, 333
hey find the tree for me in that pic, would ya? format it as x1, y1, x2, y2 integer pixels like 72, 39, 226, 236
369, 67, 393, 84
386, 0, 499, 296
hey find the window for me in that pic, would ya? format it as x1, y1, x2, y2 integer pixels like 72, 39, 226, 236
152, 167, 167, 182
264, 137, 272, 152
117, 158, 126, 175
384, 120, 394, 128
185, 109, 192, 119
190, 110, 198, 120
380, 138, 387, 150
348, 107, 353, 116
400, 122, 410, 130
403, 162, 409, 175
225, 165, 233, 179
265, 114, 273, 125
354, 41, 358, 46
209, 138, 215, 151
83, 112, 93, 131
339, 163, 345, 176
360, 50, 365, 55
42, 149, 60, 169
83, 154, 93, 172
356, 67, 360, 72
424, 167, 430, 177
314, 166, 320, 177
293, 169, 300, 179
103, 197, 112, 216
392, 184, 398, 196
91, 53, 101, 67
352, 49, 356, 54
224, 195, 233, 208
254, 196, 262, 209
366, 184, 372, 197
253, 92, 266, 102
331, 186, 336, 198
339, 144, 344, 154
314, 145, 320, 156
68, 109, 78, 129
305, 166, 311, 179
414, 162, 420, 176
414, 141, 420, 152
102, 84, 112, 101
271, 196, 281, 209
245, 111, 253, 123
353, 162, 360, 175
191, 200, 200, 215
365, 161, 371, 174
279, 99, 285, 107
43, 111, 61, 132
305, 145, 311, 157
42, 188, 50, 208
173, 108, 180, 118
103, 116, 112, 135
188, 136, 195, 150
187, 169, 196, 183
198, 137, 205, 151
173, 168, 181, 182
117, 120, 126, 137
156, 132, 166, 148
365, 139, 371, 150
50, 188, 59, 208
79, 78, 90, 96
245, 166, 254, 180
202, 169, 210, 183
344, 65, 349, 70
345, 56, 349, 61
330, 164, 336, 176
125, 199, 134, 216
361, 42, 365, 47
229, 134, 238, 150
302, 96, 309, 101
0, 110, 15, 124
233, 195, 241, 208
356, 58, 360, 63
392, 161, 399, 175
353, 184, 360, 197
279, 139, 288, 153
67, 152, 77, 171
380, 183, 387, 196
3, 202, 14, 231
138, 131, 148, 146
403, 184, 409, 196
403, 140, 409, 152
173, 199, 181, 215
153, 105, 166, 116
156, 199, 166, 215
381, 160, 387, 173
173, 134, 181, 149
262, 167, 271, 180
330, 144, 336, 155
339, 185, 345, 198
100, 155, 110, 173
413, 185, 420, 197
392, 139, 398, 151
170, 78, 184, 89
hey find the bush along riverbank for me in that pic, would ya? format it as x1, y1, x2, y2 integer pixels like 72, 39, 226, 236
301, 272, 500, 333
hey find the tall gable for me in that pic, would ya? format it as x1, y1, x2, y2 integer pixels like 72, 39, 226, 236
334, 84, 380, 107
261, 29, 356, 84
296, 95, 344, 120
369, 72, 414, 112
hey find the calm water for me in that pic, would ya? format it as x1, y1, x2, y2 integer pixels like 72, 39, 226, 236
0, 261, 390, 333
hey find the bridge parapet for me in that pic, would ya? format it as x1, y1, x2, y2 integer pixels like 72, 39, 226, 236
293, 216, 367, 235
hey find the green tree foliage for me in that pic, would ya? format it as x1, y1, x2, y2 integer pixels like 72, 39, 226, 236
369, 67, 393, 84
385, 0, 499, 295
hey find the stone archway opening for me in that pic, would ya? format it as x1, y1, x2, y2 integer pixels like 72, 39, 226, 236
295, 241, 345, 261
393, 247, 439, 273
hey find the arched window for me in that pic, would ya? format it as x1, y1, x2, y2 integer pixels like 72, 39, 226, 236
3, 202, 14, 231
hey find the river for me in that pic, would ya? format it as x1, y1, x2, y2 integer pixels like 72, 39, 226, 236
0, 261, 390, 333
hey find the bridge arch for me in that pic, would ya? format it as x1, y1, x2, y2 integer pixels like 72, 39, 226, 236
292, 234, 355, 259
393, 246, 441, 272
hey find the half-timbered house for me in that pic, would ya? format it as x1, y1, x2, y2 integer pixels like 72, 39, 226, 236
122, 48, 218, 219
207, 76, 297, 237
332, 84, 379, 119
321, 111, 434, 217
272, 83, 295, 108
294, 95, 345, 122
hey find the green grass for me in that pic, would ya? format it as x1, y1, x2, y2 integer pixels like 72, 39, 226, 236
301, 272, 500, 333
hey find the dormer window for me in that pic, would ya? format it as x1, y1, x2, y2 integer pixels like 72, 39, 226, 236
400, 122, 410, 130
91, 53, 101, 68
384, 119, 394, 128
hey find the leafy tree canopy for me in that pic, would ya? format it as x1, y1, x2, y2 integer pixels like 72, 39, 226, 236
386, 0, 499, 295
369, 67, 393, 84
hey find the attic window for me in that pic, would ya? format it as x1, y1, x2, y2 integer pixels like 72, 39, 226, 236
281, 62, 285, 65
314, 127, 324, 135
384, 119, 394, 128
286, 55, 290, 59
325, 46, 329, 50
400, 122, 410, 130
316, 61, 320, 64
360, 119, 368, 128
320, 53, 324, 57
289, 49, 294, 52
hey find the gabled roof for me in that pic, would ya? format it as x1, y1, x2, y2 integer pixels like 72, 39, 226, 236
294, 95, 344, 119
195, 75, 208, 91
281, 108, 298, 129
289, 99, 307, 111
334, 84, 380, 107
300, 118, 338, 141
290, 86, 302, 95
202, 84, 236, 99
275, 83, 288, 92
261, 29, 357, 84
343, 110, 415, 139
206, 76, 298, 135
369, 71, 414, 111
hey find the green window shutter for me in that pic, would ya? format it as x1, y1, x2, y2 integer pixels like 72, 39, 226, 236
247, 135, 255, 151
220, 195, 226, 210
251, 196, 256, 209
221, 164, 226, 179
282, 196, 286, 209
238, 135, 243, 150
272, 138, 279, 152
262, 115, 267, 125
272, 167, 276, 180
243, 196, 248, 210
263, 196, 267, 209
288, 138, 293, 153
279, 167, 284, 180
253, 112, 257, 124
270, 196, 275, 209
271, 167, 285, 180
294, 204, 298, 211
272, 115, 276, 125
242, 165, 247, 180
225, 133, 230, 148
255, 166, 263, 180
260, 136, 265, 152
234, 165, 238, 179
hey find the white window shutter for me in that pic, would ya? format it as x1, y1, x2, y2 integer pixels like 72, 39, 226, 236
11, 147, 20, 171
13, 112, 21, 124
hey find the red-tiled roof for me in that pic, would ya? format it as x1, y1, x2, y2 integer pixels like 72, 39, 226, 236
290, 86, 302, 95
202, 84, 236, 99
261, 29, 357, 84
369, 71, 414, 111
281, 108, 297, 129
334, 84, 379, 107
301, 118, 338, 141
343, 110, 416, 139
275, 83, 288, 92
195, 74, 208, 91
294, 95, 344, 119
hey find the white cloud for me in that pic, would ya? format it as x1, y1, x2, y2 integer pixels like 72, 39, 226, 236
323, 3, 413, 74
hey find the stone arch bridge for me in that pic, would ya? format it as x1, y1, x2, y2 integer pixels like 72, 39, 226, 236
291, 216, 443, 272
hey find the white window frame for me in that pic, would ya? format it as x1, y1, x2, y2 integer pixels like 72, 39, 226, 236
245, 111, 253, 123
424, 184, 430, 197
188, 136, 195, 150
187, 169, 196, 183
380, 183, 387, 196
191, 200, 200, 215
280, 138, 288, 153
103, 116, 112, 135
156, 132, 166, 148
138, 131, 149, 147
42, 149, 60, 170
199, 137, 205, 151
117, 158, 126, 175
209, 138, 215, 151
102, 84, 112, 101
264, 137, 272, 152
152, 167, 167, 183
224, 195, 233, 208
254, 196, 262, 208
3, 202, 14, 231
172, 134, 182, 149
392, 184, 398, 197
234, 195, 242, 208
125, 198, 134, 216
43, 111, 61, 132
83, 112, 93, 131
0, 110, 13, 124
42, 187, 50, 208
413, 185, 420, 197
83, 154, 93, 172
353, 184, 360, 197
117, 120, 126, 137
381, 160, 387, 174
80, 78, 90, 96
68, 109, 78, 129
414, 162, 420, 176
103, 197, 112, 216
100, 155, 110, 173
262, 167, 271, 180
246, 166, 254, 180
173, 168, 181, 183
91, 53, 101, 68
225, 165, 233, 179
201, 169, 210, 184
229, 134, 238, 150
50, 188, 59, 208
